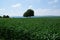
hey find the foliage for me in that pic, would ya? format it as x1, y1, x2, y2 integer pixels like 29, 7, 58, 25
23, 9, 34, 17
3, 15, 9, 18
0, 18, 60, 40
0, 16, 2, 18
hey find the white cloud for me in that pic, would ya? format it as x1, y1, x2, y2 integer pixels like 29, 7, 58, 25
0, 8, 5, 11
48, 0, 59, 9
28, 5, 33, 9
48, 0, 59, 4
11, 3, 21, 8
0, 8, 6, 16
0, 8, 22, 17
34, 8, 60, 16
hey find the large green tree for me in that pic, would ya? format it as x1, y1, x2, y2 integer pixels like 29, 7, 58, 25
23, 9, 34, 17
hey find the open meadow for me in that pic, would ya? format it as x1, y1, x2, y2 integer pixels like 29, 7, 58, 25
0, 17, 60, 40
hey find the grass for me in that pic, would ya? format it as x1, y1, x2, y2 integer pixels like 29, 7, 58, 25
0, 18, 60, 40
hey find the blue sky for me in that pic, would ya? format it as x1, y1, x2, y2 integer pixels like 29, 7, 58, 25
0, 0, 60, 16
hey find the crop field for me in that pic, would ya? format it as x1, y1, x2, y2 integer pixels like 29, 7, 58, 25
0, 18, 60, 40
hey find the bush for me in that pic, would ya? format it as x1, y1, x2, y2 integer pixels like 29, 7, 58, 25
3, 15, 9, 18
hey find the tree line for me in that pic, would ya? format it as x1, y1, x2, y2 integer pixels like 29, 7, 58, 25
0, 15, 9, 18
0, 9, 34, 18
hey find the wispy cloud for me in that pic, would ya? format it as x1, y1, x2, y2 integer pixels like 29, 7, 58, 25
11, 3, 21, 8
0, 8, 7, 16
0, 8, 21, 16
35, 8, 60, 16
48, 0, 59, 8
48, 0, 59, 4
28, 5, 33, 9
0, 8, 5, 11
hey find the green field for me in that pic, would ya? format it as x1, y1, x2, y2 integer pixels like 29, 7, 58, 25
0, 18, 60, 40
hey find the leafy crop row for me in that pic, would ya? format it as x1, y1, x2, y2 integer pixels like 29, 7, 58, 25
0, 18, 60, 40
